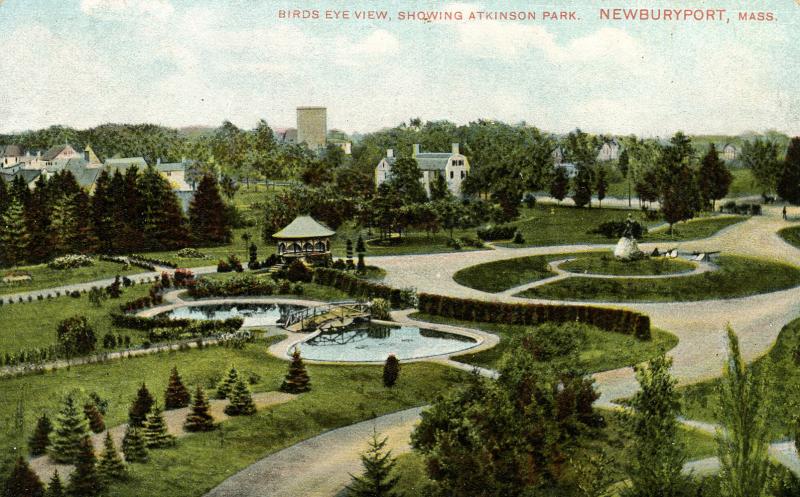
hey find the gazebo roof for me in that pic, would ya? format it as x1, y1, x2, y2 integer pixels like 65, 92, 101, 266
273, 216, 335, 240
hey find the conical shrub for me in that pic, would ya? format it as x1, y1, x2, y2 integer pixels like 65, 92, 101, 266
29, 414, 53, 457
83, 402, 105, 433
224, 379, 256, 416
216, 366, 240, 399
142, 405, 176, 448
97, 431, 127, 485
121, 426, 148, 463
49, 394, 89, 464
184, 386, 215, 432
280, 349, 311, 394
164, 366, 191, 410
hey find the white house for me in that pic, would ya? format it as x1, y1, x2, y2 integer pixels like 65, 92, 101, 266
596, 139, 621, 162
1, 145, 25, 168
721, 143, 738, 161
375, 143, 470, 197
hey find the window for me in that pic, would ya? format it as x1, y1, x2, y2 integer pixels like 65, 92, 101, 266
461, 171, 465, 179
450, 171, 454, 179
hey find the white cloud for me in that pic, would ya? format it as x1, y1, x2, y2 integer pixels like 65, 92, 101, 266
334, 30, 400, 66
80, 0, 174, 21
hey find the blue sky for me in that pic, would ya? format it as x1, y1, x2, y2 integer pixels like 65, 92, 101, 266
0, 0, 798, 136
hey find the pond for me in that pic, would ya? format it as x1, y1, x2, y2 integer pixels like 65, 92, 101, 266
292, 324, 478, 362
165, 303, 305, 327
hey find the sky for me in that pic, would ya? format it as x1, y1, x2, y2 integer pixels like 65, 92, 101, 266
0, 0, 798, 137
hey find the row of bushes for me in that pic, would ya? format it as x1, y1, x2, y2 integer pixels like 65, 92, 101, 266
129, 254, 178, 269
720, 202, 762, 216
417, 293, 651, 339
218, 255, 244, 273
312, 268, 415, 308
590, 220, 647, 239
248, 254, 281, 271
147, 318, 244, 342
187, 275, 303, 299
477, 224, 517, 241
110, 313, 191, 331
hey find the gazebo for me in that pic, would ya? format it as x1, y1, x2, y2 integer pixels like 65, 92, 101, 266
273, 215, 335, 260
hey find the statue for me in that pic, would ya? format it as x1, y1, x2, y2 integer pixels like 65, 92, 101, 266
614, 214, 644, 261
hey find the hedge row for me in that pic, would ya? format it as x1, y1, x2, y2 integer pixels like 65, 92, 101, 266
417, 293, 651, 339
187, 275, 303, 299
313, 268, 414, 308
148, 318, 244, 341
110, 313, 191, 331
477, 224, 517, 241
129, 254, 178, 269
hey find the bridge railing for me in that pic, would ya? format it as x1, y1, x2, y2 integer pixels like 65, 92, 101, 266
282, 301, 371, 330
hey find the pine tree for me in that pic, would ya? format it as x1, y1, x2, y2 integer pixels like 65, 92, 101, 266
184, 386, 215, 432
29, 414, 53, 457
216, 366, 240, 399
189, 174, 231, 245
623, 355, 688, 497
346, 430, 400, 497
224, 379, 256, 416
778, 137, 800, 205
23, 175, 54, 264
3, 457, 44, 497
0, 175, 9, 221
128, 383, 155, 427
50, 394, 90, 464
90, 169, 116, 253
139, 165, 189, 251
83, 402, 105, 433
716, 326, 771, 497
383, 355, 400, 388
45, 470, 65, 497
97, 431, 127, 485
595, 164, 608, 208
572, 165, 593, 208
698, 144, 733, 211
142, 405, 176, 448
0, 195, 29, 267
67, 436, 101, 497
121, 425, 148, 463
550, 166, 570, 203
280, 349, 311, 394
164, 366, 191, 410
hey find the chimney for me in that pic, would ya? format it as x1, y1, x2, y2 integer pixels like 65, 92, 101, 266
413, 144, 420, 156
452, 143, 460, 155
386, 149, 394, 158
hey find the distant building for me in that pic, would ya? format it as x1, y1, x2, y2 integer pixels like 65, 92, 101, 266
555, 162, 578, 179
103, 157, 149, 175
296, 106, 327, 152
597, 139, 621, 162
551, 147, 564, 165
1, 145, 24, 168
721, 143, 738, 161
272, 215, 335, 260
375, 143, 470, 197
275, 128, 298, 145
42, 144, 80, 165
0, 168, 42, 189
44, 158, 101, 191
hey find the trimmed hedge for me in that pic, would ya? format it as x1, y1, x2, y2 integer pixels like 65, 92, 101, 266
417, 293, 651, 339
148, 318, 244, 341
477, 224, 517, 241
313, 268, 414, 308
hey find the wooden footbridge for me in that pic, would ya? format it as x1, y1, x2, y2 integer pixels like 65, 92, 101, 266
281, 301, 372, 333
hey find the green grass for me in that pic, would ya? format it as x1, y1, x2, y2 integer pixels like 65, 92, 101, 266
779, 226, 800, 250
0, 343, 466, 496
680, 316, 800, 441
408, 312, 678, 372
0, 259, 139, 296
0, 285, 152, 356
392, 409, 717, 497
364, 232, 483, 256
644, 216, 746, 242
560, 252, 695, 276
518, 255, 800, 302
452, 254, 568, 293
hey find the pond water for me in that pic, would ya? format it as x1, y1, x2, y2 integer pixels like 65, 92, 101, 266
166, 304, 305, 328
292, 324, 478, 362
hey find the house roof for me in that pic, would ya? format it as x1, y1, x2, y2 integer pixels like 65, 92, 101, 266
1, 145, 23, 157
156, 161, 187, 173
415, 153, 453, 172
104, 157, 148, 173
42, 144, 74, 161
1, 168, 42, 184
272, 216, 335, 239
45, 158, 100, 188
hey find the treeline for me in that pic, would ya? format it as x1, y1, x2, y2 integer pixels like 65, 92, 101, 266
0, 167, 231, 267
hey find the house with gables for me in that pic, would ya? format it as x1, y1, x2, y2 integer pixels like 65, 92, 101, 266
375, 143, 470, 197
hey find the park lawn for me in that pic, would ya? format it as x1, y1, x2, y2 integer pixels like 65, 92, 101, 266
0, 284, 152, 356
518, 256, 800, 303
0, 259, 140, 296
452, 252, 593, 293
362, 232, 485, 256
680, 316, 800, 441
143, 227, 276, 269
408, 312, 678, 373
560, 252, 695, 276
778, 226, 800, 250
0, 343, 466, 496
643, 216, 746, 242
392, 409, 716, 497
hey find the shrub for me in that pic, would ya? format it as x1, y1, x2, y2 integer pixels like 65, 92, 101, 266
590, 220, 647, 239
512, 231, 525, 244
29, 414, 53, 457
187, 275, 280, 299
371, 299, 391, 320
313, 268, 415, 308
184, 386, 215, 432
69, 290, 81, 299
177, 247, 205, 259
383, 354, 400, 387
164, 366, 191, 410
48, 254, 94, 270
122, 426, 148, 463
281, 349, 311, 393
477, 224, 517, 241
224, 379, 256, 416
217, 259, 232, 273
286, 260, 313, 283
56, 316, 97, 357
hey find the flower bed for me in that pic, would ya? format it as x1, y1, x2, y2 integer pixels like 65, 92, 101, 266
186, 275, 302, 299
48, 254, 94, 270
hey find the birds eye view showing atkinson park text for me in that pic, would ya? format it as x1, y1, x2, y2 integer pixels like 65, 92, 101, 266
1, 0, 800, 496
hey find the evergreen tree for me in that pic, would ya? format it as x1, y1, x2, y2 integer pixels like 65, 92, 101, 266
138, 165, 189, 251
90, 169, 116, 253
24, 175, 54, 264
67, 436, 101, 497
45, 470, 65, 497
0, 176, 9, 220
572, 165, 593, 208
142, 405, 175, 448
0, 195, 29, 267
97, 431, 127, 485
224, 379, 256, 416
216, 366, 240, 399
383, 354, 400, 387
778, 137, 800, 205
346, 431, 400, 497
164, 366, 191, 410
356, 235, 366, 272
280, 349, 311, 393
550, 166, 570, 202
698, 144, 733, 210
595, 164, 608, 207
188, 174, 231, 245
3, 457, 44, 497
29, 413, 53, 457
623, 355, 688, 497
121, 426, 148, 463
83, 402, 105, 433
248, 242, 258, 267
619, 148, 632, 206
346, 238, 354, 265
49, 394, 90, 464
128, 383, 155, 427
184, 386, 215, 432
716, 326, 771, 497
